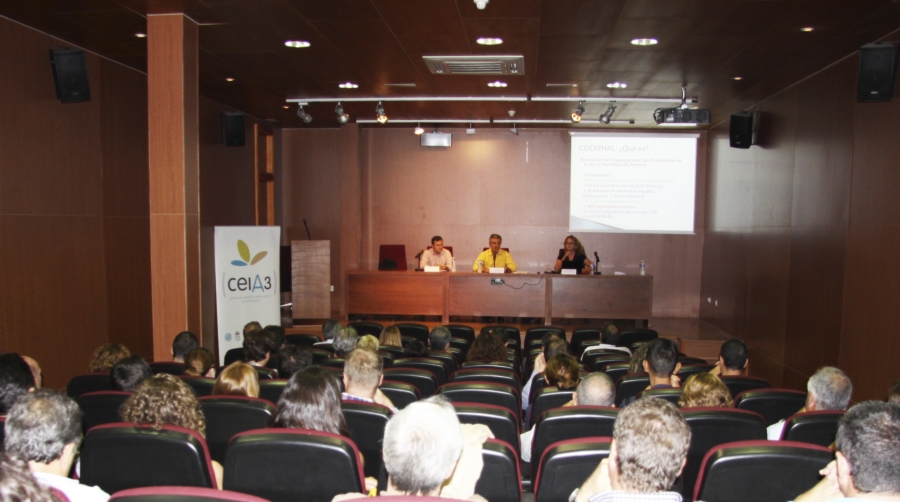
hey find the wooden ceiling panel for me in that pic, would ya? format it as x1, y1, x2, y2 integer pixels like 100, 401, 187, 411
597, 49, 669, 73
604, 18, 698, 51
535, 35, 612, 81
459, 18, 541, 56
538, 0, 626, 36
455, 0, 542, 19
372, 0, 470, 56
282, 0, 383, 21
307, 19, 417, 73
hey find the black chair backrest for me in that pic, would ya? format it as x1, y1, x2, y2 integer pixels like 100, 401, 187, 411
452, 368, 520, 391
571, 328, 601, 354
149, 362, 186, 376
252, 367, 276, 380
678, 356, 709, 365
639, 387, 683, 406
444, 324, 476, 344
529, 387, 575, 428
480, 325, 522, 347
588, 353, 631, 372
603, 362, 632, 383
311, 348, 333, 363
452, 402, 520, 457
782, 410, 844, 447
342, 401, 392, 479
321, 358, 345, 370
66, 373, 112, 399
475, 439, 522, 502
531, 407, 617, 469
533, 437, 612, 502
449, 338, 470, 359
379, 380, 421, 409
426, 351, 458, 373
677, 364, 716, 381
180, 376, 216, 397
77, 391, 132, 434
348, 321, 384, 337
438, 381, 520, 419
377, 350, 395, 368
108, 486, 269, 502
81, 423, 216, 494
378, 345, 406, 358
681, 408, 767, 499
576, 340, 604, 358
461, 360, 518, 375
285, 334, 321, 346
615, 329, 658, 348
391, 357, 449, 385
615, 373, 650, 406
720, 376, 771, 397
223, 348, 244, 366
524, 326, 566, 348
224, 428, 364, 502
382, 368, 437, 398
392, 323, 429, 344
257, 379, 288, 404
694, 440, 834, 502
198, 396, 276, 463
734, 388, 808, 426
0, 416, 5, 448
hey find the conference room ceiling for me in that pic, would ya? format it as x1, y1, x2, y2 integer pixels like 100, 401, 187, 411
3, 0, 900, 128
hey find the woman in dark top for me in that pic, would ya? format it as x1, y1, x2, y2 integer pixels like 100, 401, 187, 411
553, 235, 592, 274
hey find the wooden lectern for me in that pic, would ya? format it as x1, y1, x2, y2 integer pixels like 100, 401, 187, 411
291, 240, 330, 320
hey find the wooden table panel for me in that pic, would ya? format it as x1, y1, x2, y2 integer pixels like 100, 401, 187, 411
550, 275, 653, 321
448, 273, 547, 318
347, 271, 445, 316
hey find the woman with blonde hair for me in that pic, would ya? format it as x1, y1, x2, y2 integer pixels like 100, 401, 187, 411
89, 344, 130, 373
357, 335, 380, 351
553, 235, 592, 275
211, 362, 260, 398
679, 373, 733, 408
379, 326, 403, 347
183, 347, 216, 378
120, 373, 223, 487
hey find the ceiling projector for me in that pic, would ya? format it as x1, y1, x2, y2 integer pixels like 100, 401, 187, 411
653, 107, 711, 125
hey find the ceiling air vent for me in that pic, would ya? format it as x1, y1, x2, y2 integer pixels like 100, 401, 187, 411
423, 55, 524, 75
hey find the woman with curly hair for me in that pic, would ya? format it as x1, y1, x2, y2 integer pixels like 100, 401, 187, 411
120, 374, 223, 487
466, 332, 508, 363
379, 326, 403, 348
628, 343, 651, 375
88, 344, 130, 373
270, 366, 348, 436
184, 347, 216, 378
553, 235, 592, 275
678, 373, 733, 408
545, 354, 581, 390
211, 362, 259, 398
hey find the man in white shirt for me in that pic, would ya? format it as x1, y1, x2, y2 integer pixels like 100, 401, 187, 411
4, 389, 109, 502
420, 236, 455, 271
767, 366, 852, 440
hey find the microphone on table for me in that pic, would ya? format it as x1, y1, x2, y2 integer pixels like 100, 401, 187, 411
414, 250, 424, 260
414, 250, 425, 272
594, 251, 600, 264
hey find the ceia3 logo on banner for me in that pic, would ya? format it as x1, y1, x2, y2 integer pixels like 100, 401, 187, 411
223, 239, 277, 299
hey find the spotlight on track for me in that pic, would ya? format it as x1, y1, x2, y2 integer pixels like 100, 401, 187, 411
335, 102, 349, 124
414, 123, 425, 135
571, 101, 585, 123
599, 101, 617, 124
375, 101, 388, 124
296, 105, 312, 123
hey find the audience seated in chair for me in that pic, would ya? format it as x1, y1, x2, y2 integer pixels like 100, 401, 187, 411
520, 372, 615, 463
379, 326, 403, 348
403, 341, 429, 358
466, 332, 508, 364
211, 363, 260, 398
342, 349, 397, 412
242, 330, 275, 368
120, 373, 223, 488
333, 395, 493, 502
581, 324, 632, 361
20, 357, 41, 390
357, 335, 380, 352
627, 344, 651, 375
5, 389, 110, 502
0, 353, 36, 417
429, 326, 452, 354
573, 397, 689, 502
0, 451, 56, 502
270, 366, 349, 435
768, 367, 852, 440
621, 339, 681, 407
678, 373, 733, 409
277, 344, 313, 380
183, 348, 216, 378
708, 338, 749, 378
522, 336, 569, 412
334, 327, 360, 358
315, 320, 342, 349
172, 332, 200, 363
89, 344, 131, 373
795, 401, 900, 502
110, 355, 151, 392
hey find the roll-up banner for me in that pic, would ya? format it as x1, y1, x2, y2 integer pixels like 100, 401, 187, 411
214, 226, 281, 364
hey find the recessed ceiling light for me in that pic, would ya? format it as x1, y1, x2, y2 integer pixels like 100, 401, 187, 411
488, 81, 507, 88
283, 105, 290, 109
631, 38, 658, 46
546, 83, 578, 87
733, 76, 743, 81
284, 40, 311, 48
225, 78, 235, 82
606, 82, 627, 89
135, 33, 147, 38
476, 37, 503, 45
800, 27, 814, 32
339, 82, 359, 89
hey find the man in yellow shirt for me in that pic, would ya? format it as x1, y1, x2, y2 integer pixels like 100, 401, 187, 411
472, 234, 517, 273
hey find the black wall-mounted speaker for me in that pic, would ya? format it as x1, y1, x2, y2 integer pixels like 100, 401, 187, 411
223, 113, 246, 147
49, 48, 91, 103
730, 111, 758, 149
858, 43, 897, 102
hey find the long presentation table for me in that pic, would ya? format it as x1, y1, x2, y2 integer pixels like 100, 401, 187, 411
343, 271, 653, 325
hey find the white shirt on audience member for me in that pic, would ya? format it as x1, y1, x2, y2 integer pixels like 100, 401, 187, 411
33, 471, 110, 502
767, 419, 786, 440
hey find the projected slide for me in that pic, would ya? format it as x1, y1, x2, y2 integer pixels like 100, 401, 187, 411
569, 133, 697, 234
